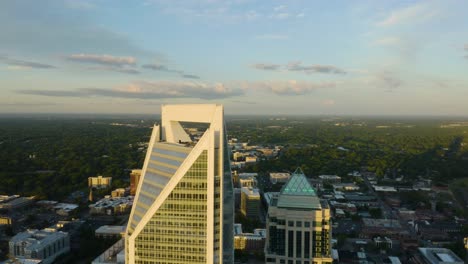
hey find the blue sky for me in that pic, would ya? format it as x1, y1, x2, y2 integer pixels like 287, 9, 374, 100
1, 0, 468, 115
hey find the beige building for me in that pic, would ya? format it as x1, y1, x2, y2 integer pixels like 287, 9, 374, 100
265, 168, 332, 264
269, 173, 291, 184
240, 187, 260, 219
88, 176, 112, 189
0, 216, 12, 226
125, 104, 234, 264
129, 169, 142, 196
239, 175, 257, 188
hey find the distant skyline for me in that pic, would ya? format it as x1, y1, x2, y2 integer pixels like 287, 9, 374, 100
1, 0, 468, 115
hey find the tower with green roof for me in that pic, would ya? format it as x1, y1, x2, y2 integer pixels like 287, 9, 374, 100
265, 168, 332, 264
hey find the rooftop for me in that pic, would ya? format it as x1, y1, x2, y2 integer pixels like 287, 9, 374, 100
241, 187, 260, 197
419, 247, 464, 264
276, 168, 321, 210
10, 228, 68, 251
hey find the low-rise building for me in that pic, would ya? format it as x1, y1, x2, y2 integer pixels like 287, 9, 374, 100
89, 196, 133, 215
269, 172, 291, 184
92, 238, 125, 264
418, 247, 464, 264
111, 188, 127, 198
0, 196, 35, 210
361, 219, 406, 239
0, 215, 13, 226
373, 186, 397, 192
234, 229, 266, 252
88, 176, 112, 189
319, 175, 341, 184
245, 156, 257, 163
95, 225, 126, 239
239, 174, 257, 188
332, 183, 360, 191
53, 203, 79, 216
9, 228, 70, 264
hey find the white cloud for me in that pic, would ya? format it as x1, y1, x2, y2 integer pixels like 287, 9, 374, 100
286, 61, 346, 74
240, 80, 336, 95
0, 56, 56, 69
377, 2, 437, 27
65, 54, 137, 66
252, 63, 282, 71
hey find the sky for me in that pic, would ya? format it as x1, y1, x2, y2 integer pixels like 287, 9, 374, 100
1, 0, 468, 116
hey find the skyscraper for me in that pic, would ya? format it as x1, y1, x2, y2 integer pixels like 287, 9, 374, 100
265, 168, 332, 264
126, 104, 234, 264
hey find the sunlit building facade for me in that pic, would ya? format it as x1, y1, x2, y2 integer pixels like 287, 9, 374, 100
265, 168, 332, 264
126, 104, 234, 264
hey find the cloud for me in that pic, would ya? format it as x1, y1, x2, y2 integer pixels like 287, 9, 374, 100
252, 61, 346, 74
17, 80, 244, 100
252, 63, 281, 71
17, 79, 336, 100
240, 80, 336, 95
465, 44, 468, 51
182, 74, 200, 79
142, 63, 181, 73
85, 66, 140, 75
286, 61, 346, 74
0, 102, 59, 106
0, 56, 56, 69
142, 63, 199, 79
17, 90, 86, 97
377, 2, 437, 27
65, 54, 136, 67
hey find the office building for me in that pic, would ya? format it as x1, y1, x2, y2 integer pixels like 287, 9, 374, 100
265, 168, 333, 264
240, 187, 261, 219
9, 228, 70, 264
126, 104, 234, 264
129, 169, 142, 196
88, 176, 112, 189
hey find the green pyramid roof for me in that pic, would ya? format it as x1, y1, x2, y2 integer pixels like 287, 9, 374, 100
280, 168, 317, 196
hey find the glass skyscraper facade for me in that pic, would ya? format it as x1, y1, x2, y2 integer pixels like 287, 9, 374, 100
126, 104, 234, 264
